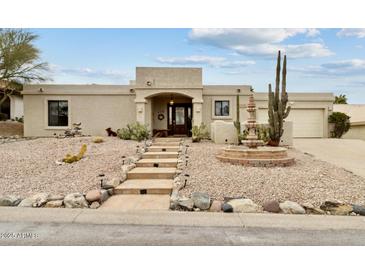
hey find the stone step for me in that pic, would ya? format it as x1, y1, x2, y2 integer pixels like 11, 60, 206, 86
142, 152, 179, 159
99, 194, 170, 211
114, 179, 173, 195
152, 142, 181, 147
154, 137, 182, 142
136, 158, 178, 168
148, 146, 180, 152
127, 167, 176, 179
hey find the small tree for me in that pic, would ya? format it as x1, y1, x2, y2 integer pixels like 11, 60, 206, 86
334, 94, 348, 104
0, 29, 49, 108
328, 112, 350, 138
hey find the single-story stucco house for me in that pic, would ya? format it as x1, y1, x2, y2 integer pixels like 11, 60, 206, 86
333, 104, 365, 141
22, 67, 334, 142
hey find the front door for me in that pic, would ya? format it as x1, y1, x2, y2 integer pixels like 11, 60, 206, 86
168, 103, 192, 136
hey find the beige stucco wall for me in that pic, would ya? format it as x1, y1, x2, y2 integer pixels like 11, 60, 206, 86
23, 94, 136, 137
342, 123, 365, 140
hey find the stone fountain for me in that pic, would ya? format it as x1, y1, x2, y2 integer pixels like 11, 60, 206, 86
216, 94, 294, 167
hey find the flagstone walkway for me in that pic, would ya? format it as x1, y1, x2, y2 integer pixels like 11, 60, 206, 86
100, 137, 182, 211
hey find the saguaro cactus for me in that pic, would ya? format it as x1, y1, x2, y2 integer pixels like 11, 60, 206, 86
233, 93, 241, 143
268, 51, 291, 146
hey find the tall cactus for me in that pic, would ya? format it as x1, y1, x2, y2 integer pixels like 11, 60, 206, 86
268, 51, 291, 146
233, 93, 241, 143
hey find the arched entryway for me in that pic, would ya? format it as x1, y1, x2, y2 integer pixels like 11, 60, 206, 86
134, 89, 203, 137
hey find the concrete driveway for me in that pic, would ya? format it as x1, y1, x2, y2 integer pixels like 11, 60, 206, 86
294, 138, 365, 178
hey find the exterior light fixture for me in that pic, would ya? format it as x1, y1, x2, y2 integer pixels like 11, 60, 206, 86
39, 88, 43, 92
169, 94, 174, 105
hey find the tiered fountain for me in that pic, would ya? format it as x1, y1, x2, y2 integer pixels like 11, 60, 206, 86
216, 94, 295, 167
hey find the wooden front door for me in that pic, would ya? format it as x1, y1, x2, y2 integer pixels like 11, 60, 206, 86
168, 103, 192, 136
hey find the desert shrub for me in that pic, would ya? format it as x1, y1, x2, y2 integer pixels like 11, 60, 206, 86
191, 123, 210, 142
92, 136, 104, 143
63, 144, 87, 164
0, 113, 8, 121
240, 125, 270, 144
15, 116, 24, 123
117, 122, 150, 141
328, 112, 350, 138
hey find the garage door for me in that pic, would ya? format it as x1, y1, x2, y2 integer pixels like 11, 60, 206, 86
257, 109, 324, 138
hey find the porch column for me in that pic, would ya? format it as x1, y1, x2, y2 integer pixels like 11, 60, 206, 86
135, 99, 147, 125
192, 99, 203, 126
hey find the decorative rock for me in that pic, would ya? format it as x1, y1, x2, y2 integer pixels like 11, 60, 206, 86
279, 201, 305, 214
18, 193, 49, 207
263, 200, 280, 213
0, 195, 22, 207
85, 189, 101, 202
209, 200, 222, 212
64, 193, 89, 208
320, 200, 353, 215
100, 189, 109, 203
191, 192, 211, 210
352, 204, 365, 216
222, 203, 233, 213
45, 200, 63, 208
302, 203, 325, 215
48, 194, 65, 201
122, 164, 136, 173
107, 189, 114, 196
101, 178, 121, 189
90, 201, 100, 209
227, 198, 261, 213
177, 198, 194, 211
350, 212, 357, 216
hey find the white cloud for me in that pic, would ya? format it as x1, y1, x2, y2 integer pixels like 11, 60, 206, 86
293, 59, 365, 76
188, 28, 332, 58
156, 55, 255, 68
49, 65, 129, 80
337, 28, 365, 38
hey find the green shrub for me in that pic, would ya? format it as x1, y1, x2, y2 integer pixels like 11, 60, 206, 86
0, 113, 8, 121
117, 122, 150, 142
328, 112, 350, 138
240, 125, 270, 144
191, 123, 209, 142
15, 116, 24, 123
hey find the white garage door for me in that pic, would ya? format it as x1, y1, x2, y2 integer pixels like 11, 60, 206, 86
257, 109, 324, 138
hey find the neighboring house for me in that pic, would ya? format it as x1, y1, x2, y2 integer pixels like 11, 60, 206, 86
22, 67, 334, 141
0, 87, 24, 121
333, 104, 365, 141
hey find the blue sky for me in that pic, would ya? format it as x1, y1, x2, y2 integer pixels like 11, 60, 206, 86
31, 28, 365, 103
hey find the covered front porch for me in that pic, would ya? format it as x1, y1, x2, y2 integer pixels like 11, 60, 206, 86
135, 90, 203, 137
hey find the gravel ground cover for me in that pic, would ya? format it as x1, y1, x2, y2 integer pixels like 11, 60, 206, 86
0, 137, 138, 197
180, 140, 365, 206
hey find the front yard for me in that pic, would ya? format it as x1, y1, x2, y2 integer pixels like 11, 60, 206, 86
179, 140, 365, 206
0, 137, 138, 197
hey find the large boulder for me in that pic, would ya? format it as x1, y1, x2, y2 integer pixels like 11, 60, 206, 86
209, 200, 223, 212
227, 198, 261, 213
177, 198, 194, 211
0, 195, 22, 207
45, 200, 64, 208
191, 192, 211, 210
64, 193, 89, 208
320, 200, 353, 215
85, 190, 101, 202
222, 203, 233, 213
101, 178, 121, 189
18, 193, 49, 207
263, 200, 280, 213
279, 201, 305, 214
352, 204, 365, 216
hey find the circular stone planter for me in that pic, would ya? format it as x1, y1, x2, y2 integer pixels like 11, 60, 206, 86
216, 145, 295, 167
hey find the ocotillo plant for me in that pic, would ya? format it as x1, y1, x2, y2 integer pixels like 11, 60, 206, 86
268, 51, 291, 146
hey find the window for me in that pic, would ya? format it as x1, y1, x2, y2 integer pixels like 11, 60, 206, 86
48, 100, 68, 127
215, 100, 230, 116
